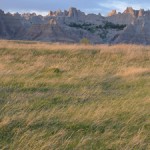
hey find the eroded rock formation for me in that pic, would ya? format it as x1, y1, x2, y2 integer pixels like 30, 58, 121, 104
0, 7, 150, 44
108, 10, 117, 17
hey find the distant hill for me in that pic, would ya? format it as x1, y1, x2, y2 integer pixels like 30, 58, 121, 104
1, 7, 150, 44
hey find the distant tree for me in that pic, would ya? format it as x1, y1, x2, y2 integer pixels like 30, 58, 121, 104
80, 38, 90, 45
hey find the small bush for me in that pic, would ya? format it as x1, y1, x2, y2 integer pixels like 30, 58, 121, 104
51, 68, 61, 73
103, 22, 126, 30
80, 38, 90, 45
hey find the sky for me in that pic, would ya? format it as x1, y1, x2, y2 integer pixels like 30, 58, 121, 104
0, 0, 150, 16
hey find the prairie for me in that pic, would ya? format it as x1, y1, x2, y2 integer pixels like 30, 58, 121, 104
0, 40, 150, 150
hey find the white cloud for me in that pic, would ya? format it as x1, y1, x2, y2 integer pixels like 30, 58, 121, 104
28, 10, 48, 16
83, 8, 102, 14
7, 9, 48, 16
99, 0, 144, 12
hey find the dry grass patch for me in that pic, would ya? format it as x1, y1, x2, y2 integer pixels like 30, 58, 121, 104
0, 40, 150, 150
117, 67, 150, 77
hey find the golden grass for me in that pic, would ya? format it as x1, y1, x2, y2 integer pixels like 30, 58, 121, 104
117, 67, 150, 77
0, 40, 150, 150
0, 40, 150, 52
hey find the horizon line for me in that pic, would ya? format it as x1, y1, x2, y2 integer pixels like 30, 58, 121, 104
1, 6, 150, 17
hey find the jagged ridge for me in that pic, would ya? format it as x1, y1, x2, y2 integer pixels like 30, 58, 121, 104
0, 7, 150, 44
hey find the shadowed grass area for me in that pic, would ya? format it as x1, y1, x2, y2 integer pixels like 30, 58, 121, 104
0, 40, 150, 149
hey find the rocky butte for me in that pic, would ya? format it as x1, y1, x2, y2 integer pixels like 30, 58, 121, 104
0, 7, 150, 44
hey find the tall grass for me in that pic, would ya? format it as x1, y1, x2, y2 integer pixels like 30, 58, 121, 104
0, 40, 150, 150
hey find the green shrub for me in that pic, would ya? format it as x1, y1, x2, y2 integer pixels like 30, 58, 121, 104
52, 68, 61, 73
80, 38, 90, 45
104, 22, 126, 30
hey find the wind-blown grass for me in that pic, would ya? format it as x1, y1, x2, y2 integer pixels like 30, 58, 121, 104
0, 40, 150, 150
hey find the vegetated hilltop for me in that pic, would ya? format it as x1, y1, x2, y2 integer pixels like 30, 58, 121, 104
0, 40, 150, 149
1, 7, 150, 44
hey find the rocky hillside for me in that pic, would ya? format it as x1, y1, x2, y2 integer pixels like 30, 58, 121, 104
0, 7, 150, 44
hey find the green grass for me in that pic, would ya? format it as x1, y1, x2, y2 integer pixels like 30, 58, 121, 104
0, 41, 150, 149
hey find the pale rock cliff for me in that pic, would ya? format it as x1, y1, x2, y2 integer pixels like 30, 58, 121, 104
0, 7, 150, 44
108, 10, 117, 17
114, 14, 150, 44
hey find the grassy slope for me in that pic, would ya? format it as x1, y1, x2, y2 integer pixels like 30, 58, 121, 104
0, 40, 150, 150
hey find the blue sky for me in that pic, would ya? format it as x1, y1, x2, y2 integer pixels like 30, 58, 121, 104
0, 0, 150, 15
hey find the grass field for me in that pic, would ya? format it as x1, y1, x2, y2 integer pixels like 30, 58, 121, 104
0, 40, 150, 150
